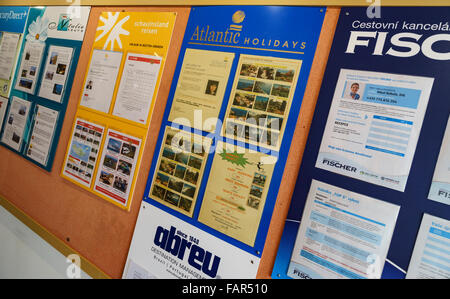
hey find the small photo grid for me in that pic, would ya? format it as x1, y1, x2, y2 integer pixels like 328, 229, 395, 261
246, 172, 267, 210
100, 136, 138, 195
150, 127, 210, 216
224, 61, 295, 148
66, 120, 103, 185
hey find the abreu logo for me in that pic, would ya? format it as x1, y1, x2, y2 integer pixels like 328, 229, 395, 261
154, 226, 221, 278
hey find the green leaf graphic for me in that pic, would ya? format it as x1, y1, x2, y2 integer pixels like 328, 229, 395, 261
219, 151, 251, 168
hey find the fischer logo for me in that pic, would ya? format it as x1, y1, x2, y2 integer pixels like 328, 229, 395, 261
292, 268, 312, 279
322, 158, 357, 172
438, 189, 450, 198
153, 225, 221, 278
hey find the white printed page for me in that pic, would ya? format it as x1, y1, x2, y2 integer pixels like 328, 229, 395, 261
38, 45, 74, 102
1, 96, 32, 151
316, 69, 434, 191
15, 41, 45, 94
288, 180, 400, 279
428, 115, 450, 206
0, 32, 20, 80
80, 49, 123, 113
406, 214, 450, 279
112, 53, 162, 124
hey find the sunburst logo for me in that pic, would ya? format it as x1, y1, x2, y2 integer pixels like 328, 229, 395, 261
96, 12, 130, 50
230, 10, 245, 32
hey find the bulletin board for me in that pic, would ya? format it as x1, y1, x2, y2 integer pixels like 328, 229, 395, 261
123, 5, 328, 279
60, 10, 177, 210
0, 6, 90, 172
0, 6, 191, 278
0, 4, 341, 279
272, 7, 450, 279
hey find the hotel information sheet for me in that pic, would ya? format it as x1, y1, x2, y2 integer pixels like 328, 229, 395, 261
316, 69, 433, 191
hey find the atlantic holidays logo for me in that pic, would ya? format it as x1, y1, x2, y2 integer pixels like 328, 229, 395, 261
190, 10, 306, 51
153, 225, 221, 278
322, 158, 357, 172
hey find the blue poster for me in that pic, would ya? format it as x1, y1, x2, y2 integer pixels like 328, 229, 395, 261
0, 6, 90, 171
273, 6, 450, 279
124, 6, 325, 278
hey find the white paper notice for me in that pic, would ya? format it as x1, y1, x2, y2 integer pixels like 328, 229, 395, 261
406, 214, 450, 279
26, 105, 59, 165
315, 69, 434, 191
80, 49, 123, 113
428, 116, 450, 206
1, 96, 31, 151
38, 45, 74, 102
123, 202, 260, 279
15, 41, 45, 94
0, 32, 21, 80
288, 180, 400, 279
112, 53, 162, 124
0, 97, 8, 131
94, 129, 141, 207
63, 119, 104, 188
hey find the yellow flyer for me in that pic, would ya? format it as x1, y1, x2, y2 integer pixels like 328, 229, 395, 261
149, 126, 212, 217
221, 54, 302, 150
198, 141, 276, 246
62, 11, 177, 210
80, 11, 177, 126
168, 48, 235, 132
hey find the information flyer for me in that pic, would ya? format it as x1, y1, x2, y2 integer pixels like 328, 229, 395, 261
80, 49, 123, 113
63, 118, 104, 188
149, 126, 211, 217
1, 96, 31, 151
25, 105, 58, 165
112, 53, 162, 124
198, 141, 276, 246
94, 129, 141, 207
222, 54, 302, 149
0, 32, 20, 81
14, 40, 45, 94
428, 116, 450, 206
316, 69, 434, 191
288, 180, 400, 279
406, 214, 450, 279
38, 45, 73, 102
0, 96, 7, 130
168, 48, 234, 132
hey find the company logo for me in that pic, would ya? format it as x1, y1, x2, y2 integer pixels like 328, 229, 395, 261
292, 268, 312, 279
322, 158, 357, 172
438, 189, 450, 198
345, 21, 450, 60
190, 10, 306, 51
48, 13, 85, 33
153, 225, 221, 278
57, 14, 70, 31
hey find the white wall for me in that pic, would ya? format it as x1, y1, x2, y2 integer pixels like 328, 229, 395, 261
0, 205, 91, 279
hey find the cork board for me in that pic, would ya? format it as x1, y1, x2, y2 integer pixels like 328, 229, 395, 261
0, 6, 191, 278
0, 6, 339, 278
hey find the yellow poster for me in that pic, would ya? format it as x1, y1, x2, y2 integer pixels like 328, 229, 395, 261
221, 54, 302, 150
61, 11, 176, 210
198, 141, 276, 246
168, 48, 235, 132
149, 126, 212, 217
80, 11, 176, 126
